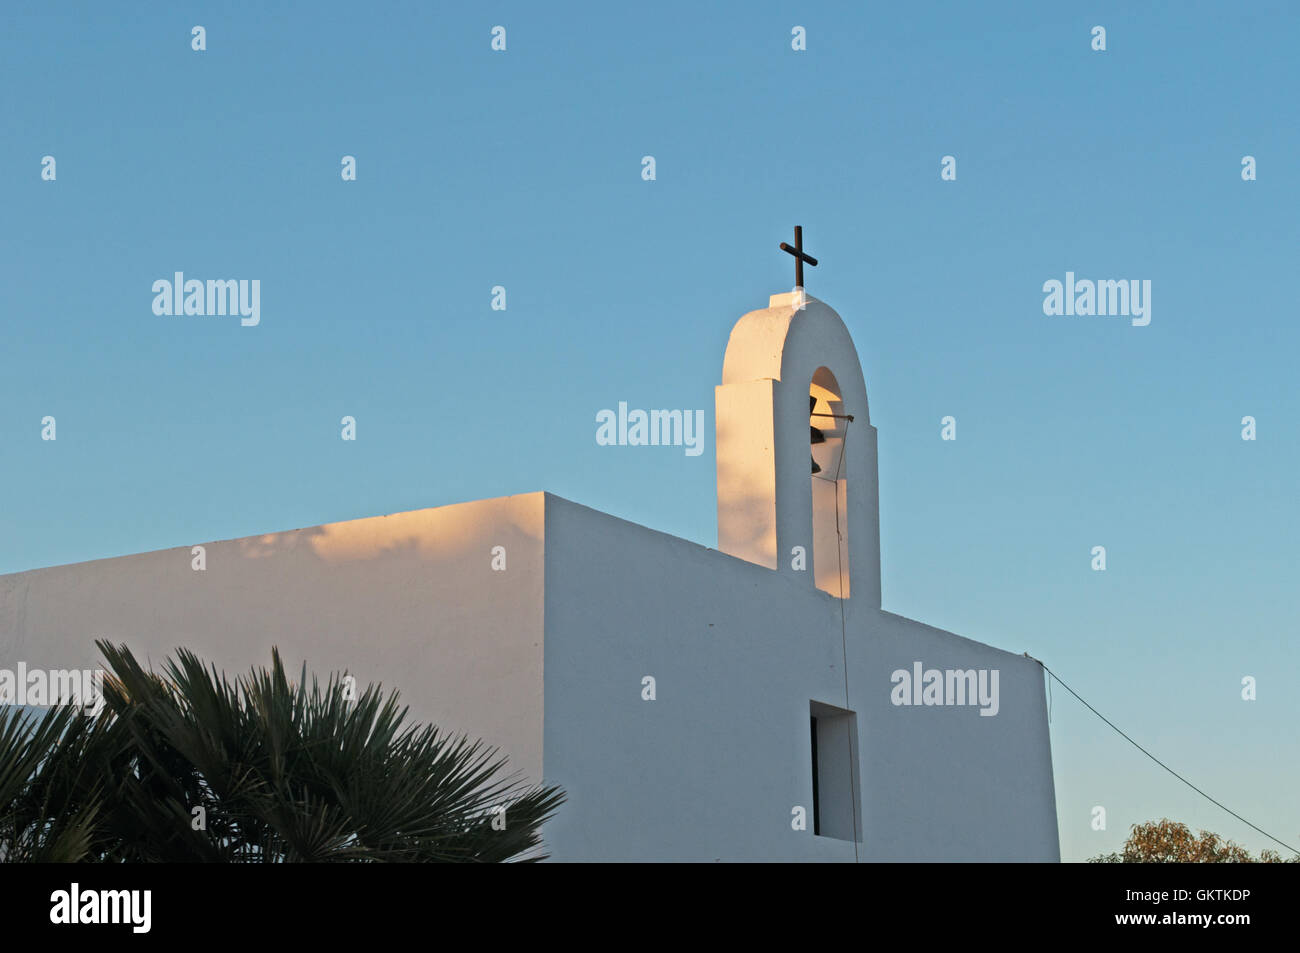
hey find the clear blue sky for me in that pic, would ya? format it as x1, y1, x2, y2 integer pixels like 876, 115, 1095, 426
2, 1, 1297, 862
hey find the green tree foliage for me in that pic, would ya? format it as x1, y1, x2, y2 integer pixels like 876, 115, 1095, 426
0, 641, 563, 862
1089, 818, 1298, 863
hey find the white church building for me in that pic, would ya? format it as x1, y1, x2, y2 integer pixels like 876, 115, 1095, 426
0, 290, 1060, 862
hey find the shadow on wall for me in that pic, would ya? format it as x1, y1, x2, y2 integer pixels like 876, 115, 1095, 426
0, 497, 546, 686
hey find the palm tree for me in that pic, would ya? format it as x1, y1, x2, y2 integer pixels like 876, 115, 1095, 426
0, 641, 563, 862
0, 703, 109, 862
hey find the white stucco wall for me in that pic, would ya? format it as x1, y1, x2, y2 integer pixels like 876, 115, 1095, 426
858, 609, 1059, 861
0, 488, 1058, 862
541, 494, 1059, 862
0, 493, 547, 783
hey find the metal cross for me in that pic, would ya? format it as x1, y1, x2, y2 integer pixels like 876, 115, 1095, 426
779, 225, 818, 289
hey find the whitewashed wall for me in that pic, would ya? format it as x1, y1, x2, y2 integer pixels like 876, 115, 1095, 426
0, 494, 547, 782
0, 488, 1059, 861
541, 494, 1059, 861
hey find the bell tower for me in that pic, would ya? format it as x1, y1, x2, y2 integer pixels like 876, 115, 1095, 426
715, 290, 881, 607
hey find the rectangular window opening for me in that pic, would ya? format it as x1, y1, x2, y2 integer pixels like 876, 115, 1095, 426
809, 700, 861, 842
810, 715, 821, 836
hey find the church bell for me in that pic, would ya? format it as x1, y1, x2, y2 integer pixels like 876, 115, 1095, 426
810, 394, 825, 474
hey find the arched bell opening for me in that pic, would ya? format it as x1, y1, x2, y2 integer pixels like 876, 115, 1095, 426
810, 367, 850, 598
